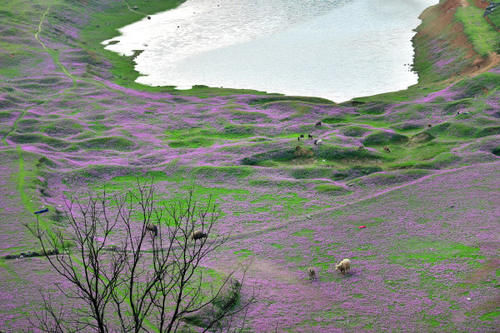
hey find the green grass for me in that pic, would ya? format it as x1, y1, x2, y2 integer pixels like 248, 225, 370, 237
389, 239, 484, 266
164, 126, 256, 146
191, 166, 253, 179
363, 131, 409, 146
292, 228, 315, 237
487, 8, 500, 28
315, 184, 350, 195
77, 136, 135, 151
168, 137, 214, 148
249, 96, 335, 106
480, 311, 500, 321
234, 249, 253, 258
455, 4, 500, 56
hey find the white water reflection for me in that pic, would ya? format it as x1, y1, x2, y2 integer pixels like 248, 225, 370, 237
104, 0, 437, 102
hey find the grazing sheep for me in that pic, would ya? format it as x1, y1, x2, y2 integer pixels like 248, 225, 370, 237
146, 223, 158, 237
314, 139, 323, 145
427, 124, 432, 128
300, 134, 305, 138
307, 267, 317, 280
315, 121, 322, 127
308, 134, 313, 140
335, 258, 351, 275
383, 146, 391, 153
191, 230, 208, 240
297, 136, 301, 141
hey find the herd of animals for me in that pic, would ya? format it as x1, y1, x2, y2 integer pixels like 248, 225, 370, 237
297, 120, 407, 153
144, 119, 354, 282
145, 222, 351, 280
307, 258, 352, 281
297, 121, 323, 145
145, 223, 208, 241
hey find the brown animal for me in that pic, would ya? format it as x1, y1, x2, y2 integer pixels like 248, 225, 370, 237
315, 121, 322, 127
307, 267, 317, 280
146, 223, 158, 237
383, 146, 391, 153
335, 258, 351, 275
191, 230, 208, 240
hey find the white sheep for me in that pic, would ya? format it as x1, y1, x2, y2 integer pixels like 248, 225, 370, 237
335, 258, 351, 275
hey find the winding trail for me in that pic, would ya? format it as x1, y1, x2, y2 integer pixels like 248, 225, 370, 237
35, 6, 77, 86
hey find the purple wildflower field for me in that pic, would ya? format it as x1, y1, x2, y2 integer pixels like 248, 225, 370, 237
0, 0, 499, 331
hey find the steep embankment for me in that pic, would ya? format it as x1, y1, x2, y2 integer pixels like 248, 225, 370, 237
414, 0, 499, 83
0, 0, 498, 331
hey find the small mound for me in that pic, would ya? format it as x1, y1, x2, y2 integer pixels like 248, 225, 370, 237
16, 118, 42, 133
77, 137, 135, 151
453, 72, 500, 98
363, 131, 409, 146
410, 132, 435, 144
249, 178, 307, 189
222, 124, 256, 138
492, 146, 500, 156
358, 102, 388, 115
341, 126, 370, 137
391, 123, 425, 132
192, 166, 253, 179
36, 156, 58, 169
168, 137, 214, 148
321, 116, 348, 124
352, 170, 430, 187
316, 146, 382, 162
294, 145, 314, 159
315, 184, 351, 195
332, 165, 383, 180
290, 168, 334, 180
0, 111, 15, 120
8, 133, 70, 148
42, 119, 84, 137
476, 126, 500, 138
415, 152, 461, 169
443, 98, 473, 114
427, 122, 477, 138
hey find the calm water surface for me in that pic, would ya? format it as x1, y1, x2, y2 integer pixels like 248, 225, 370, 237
104, 0, 437, 102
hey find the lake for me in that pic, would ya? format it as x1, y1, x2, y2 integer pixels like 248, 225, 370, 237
103, 0, 437, 102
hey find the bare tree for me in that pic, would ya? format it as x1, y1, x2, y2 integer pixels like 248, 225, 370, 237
27, 181, 253, 332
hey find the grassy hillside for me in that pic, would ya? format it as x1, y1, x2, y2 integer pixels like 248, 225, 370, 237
0, 0, 499, 331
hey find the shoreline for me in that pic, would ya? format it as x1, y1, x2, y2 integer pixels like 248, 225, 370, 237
84, 0, 439, 102
96, 0, 434, 103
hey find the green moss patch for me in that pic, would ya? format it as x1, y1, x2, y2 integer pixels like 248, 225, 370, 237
389, 239, 484, 266
363, 131, 409, 146
455, 5, 500, 56
77, 137, 135, 151
315, 184, 351, 195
